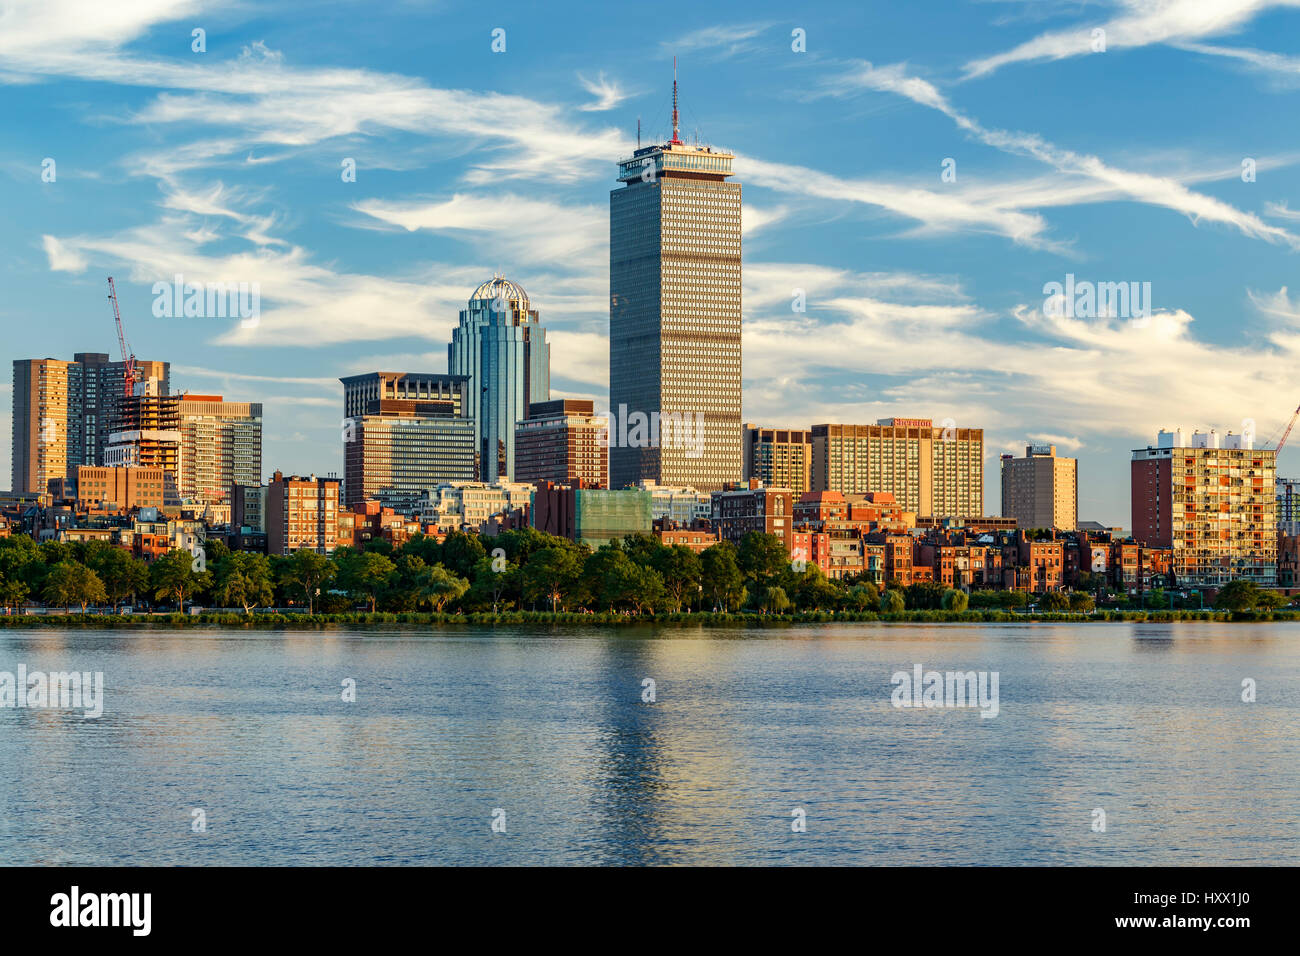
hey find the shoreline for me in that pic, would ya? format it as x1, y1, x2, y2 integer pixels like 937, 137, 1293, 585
0, 608, 1295, 627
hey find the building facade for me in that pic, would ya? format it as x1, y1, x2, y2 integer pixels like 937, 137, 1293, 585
1131, 428, 1276, 587
265, 471, 341, 555
177, 395, 263, 508
75, 465, 167, 511
609, 85, 741, 491
103, 378, 182, 508
531, 483, 653, 549
1000, 444, 1077, 531
340, 372, 476, 513
513, 399, 607, 487
810, 419, 984, 519
448, 277, 550, 482
710, 483, 795, 551
743, 425, 812, 497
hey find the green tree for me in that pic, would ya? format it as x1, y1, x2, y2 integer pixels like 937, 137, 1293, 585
880, 588, 905, 613
336, 548, 396, 612
439, 531, 486, 578
651, 544, 702, 611
0, 575, 30, 610
941, 588, 969, 612
213, 552, 274, 613
700, 542, 744, 612
843, 582, 879, 612
757, 584, 790, 615
1068, 592, 1095, 613
467, 556, 521, 613
1039, 590, 1070, 611
905, 581, 946, 610
584, 547, 641, 611
278, 548, 336, 614
736, 532, 788, 587
83, 543, 149, 607
42, 562, 106, 612
524, 548, 583, 611
419, 563, 469, 612
150, 549, 210, 612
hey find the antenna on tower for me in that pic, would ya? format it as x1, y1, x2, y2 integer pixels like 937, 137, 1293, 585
671, 56, 682, 145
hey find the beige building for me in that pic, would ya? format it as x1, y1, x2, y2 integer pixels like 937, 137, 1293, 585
76, 465, 167, 511
609, 85, 742, 492
1000, 444, 1078, 531
743, 425, 812, 497
177, 394, 263, 506
11, 359, 69, 495
810, 419, 984, 519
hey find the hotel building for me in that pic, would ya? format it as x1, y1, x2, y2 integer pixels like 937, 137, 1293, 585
1000, 444, 1077, 531
810, 419, 984, 519
743, 425, 813, 497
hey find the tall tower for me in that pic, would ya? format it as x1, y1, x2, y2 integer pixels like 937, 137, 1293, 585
609, 65, 742, 491
448, 276, 550, 482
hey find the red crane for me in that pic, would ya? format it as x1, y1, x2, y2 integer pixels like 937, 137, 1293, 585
106, 276, 137, 399
1276, 404, 1300, 454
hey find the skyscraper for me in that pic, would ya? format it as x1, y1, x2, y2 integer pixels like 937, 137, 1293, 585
340, 372, 476, 512
177, 395, 263, 506
609, 68, 742, 491
448, 277, 550, 482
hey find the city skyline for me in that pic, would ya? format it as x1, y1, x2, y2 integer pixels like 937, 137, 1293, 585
4, 2, 1300, 525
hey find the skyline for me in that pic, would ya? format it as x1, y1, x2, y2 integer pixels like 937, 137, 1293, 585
5, 1, 1300, 525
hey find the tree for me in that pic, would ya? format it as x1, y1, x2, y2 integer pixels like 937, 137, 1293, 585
651, 544, 702, 611
419, 563, 469, 612
81, 543, 149, 607
843, 582, 879, 612
905, 581, 945, 610
757, 584, 790, 615
584, 547, 641, 611
941, 588, 969, 612
150, 549, 210, 612
1068, 592, 1095, 613
792, 564, 838, 610
438, 531, 487, 577
42, 562, 106, 612
1256, 589, 1288, 609
880, 588, 905, 613
524, 548, 583, 612
1039, 590, 1070, 611
1213, 579, 1260, 610
336, 548, 395, 612
0, 575, 29, 610
214, 552, 274, 613
278, 548, 335, 614
624, 564, 667, 615
701, 543, 744, 612
736, 532, 788, 587
467, 556, 521, 613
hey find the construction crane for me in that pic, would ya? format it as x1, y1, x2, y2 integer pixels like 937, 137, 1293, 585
1275, 403, 1300, 454
106, 276, 137, 399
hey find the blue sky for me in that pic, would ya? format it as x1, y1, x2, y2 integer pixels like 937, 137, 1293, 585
4, 0, 1300, 525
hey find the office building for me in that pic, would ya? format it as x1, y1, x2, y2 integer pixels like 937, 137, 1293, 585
531, 483, 652, 549
103, 378, 182, 508
340, 372, 476, 512
266, 471, 341, 555
421, 481, 535, 533
514, 399, 607, 488
744, 425, 812, 497
609, 73, 742, 491
1131, 428, 1276, 587
810, 419, 984, 518
448, 277, 550, 482
177, 395, 263, 507
1000, 444, 1077, 531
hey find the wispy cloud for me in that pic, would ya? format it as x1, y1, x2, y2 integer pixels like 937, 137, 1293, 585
661, 23, 772, 58
577, 71, 627, 111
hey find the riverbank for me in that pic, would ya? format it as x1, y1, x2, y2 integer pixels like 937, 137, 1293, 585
1, 608, 1296, 626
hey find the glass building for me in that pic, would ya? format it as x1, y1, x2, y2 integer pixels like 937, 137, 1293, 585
609, 81, 742, 491
448, 277, 550, 482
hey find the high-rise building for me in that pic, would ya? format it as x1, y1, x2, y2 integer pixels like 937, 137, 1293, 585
609, 72, 741, 491
743, 424, 812, 497
1000, 444, 1077, 530
810, 419, 984, 518
176, 395, 263, 507
266, 471, 341, 555
1131, 428, 1276, 587
340, 372, 476, 512
448, 277, 550, 482
103, 378, 182, 508
514, 399, 607, 488
11, 353, 169, 495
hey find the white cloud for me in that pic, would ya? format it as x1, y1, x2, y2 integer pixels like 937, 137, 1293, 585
577, 71, 627, 111
42, 235, 87, 272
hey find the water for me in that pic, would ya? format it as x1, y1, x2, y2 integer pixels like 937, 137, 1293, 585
1, 622, 1297, 865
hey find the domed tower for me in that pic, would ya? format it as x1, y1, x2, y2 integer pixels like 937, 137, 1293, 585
448, 275, 551, 482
